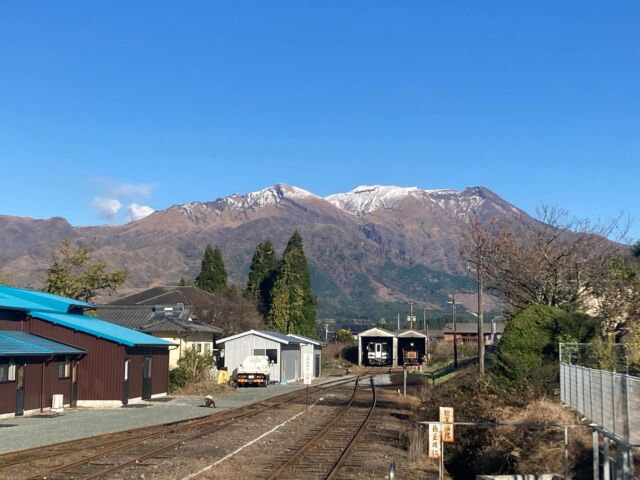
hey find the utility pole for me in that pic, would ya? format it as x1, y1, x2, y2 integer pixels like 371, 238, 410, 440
397, 313, 400, 331
408, 300, 416, 330
325, 323, 329, 343
477, 266, 485, 375
423, 308, 426, 334
451, 293, 458, 369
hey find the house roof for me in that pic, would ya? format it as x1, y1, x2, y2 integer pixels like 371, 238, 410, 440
287, 334, 322, 346
358, 327, 396, 338
428, 330, 444, 339
443, 322, 505, 334
95, 305, 222, 335
0, 331, 85, 357
217, 329, 310, 345
397, 330, 427, 338
0, 285, 93, 313
30, 311, 175, 347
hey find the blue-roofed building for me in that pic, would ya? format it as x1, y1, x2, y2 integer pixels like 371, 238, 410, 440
217, 329, 322, 384
0, 286, 174, 416
0, 331, 85, 418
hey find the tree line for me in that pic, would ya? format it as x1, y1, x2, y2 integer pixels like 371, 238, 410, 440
191, 231, 317, 338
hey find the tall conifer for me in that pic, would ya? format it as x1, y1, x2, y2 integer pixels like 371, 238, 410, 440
195, 245, 228, 293
246, 240, 278, 317
268, 231, 317, 337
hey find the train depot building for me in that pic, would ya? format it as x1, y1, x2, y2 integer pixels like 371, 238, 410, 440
217, 330, 321, 384
357, 328, 429, 367
0, 286, 173, 418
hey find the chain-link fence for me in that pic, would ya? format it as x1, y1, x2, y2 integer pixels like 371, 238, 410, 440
560, 343, 640, 446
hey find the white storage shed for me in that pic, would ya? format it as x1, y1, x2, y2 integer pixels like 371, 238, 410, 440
217, 330, 322, 384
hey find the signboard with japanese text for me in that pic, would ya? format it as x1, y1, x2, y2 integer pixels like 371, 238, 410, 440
428, 423, 442, 458
439, 407, 454, 442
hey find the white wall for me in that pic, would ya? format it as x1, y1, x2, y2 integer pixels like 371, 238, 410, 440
222, 335, 282, 382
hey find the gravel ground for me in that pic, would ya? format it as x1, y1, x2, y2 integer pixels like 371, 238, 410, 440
0, 382, 312, 454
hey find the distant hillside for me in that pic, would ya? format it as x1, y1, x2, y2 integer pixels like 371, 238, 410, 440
0, 184, 517, 319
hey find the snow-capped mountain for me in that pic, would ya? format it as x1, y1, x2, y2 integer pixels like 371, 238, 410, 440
0, 183, 526, 317
326, 185, 460, 217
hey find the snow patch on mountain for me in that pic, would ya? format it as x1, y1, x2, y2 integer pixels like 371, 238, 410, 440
221, 184, 317, 210
176, 184, 318, 220
326, 185, 459, 217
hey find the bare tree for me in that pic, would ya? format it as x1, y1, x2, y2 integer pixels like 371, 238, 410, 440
460, 217, 493, 375
461, 207, 631, 333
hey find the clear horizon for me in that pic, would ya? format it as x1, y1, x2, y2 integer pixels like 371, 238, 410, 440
0, 2, 638, 239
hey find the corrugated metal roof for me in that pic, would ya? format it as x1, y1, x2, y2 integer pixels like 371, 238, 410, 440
0, 331, 85, 357
257, 330, 303, 344
287, 333, 321, 345
0, 285, 93, 313
30, 311, 175, 347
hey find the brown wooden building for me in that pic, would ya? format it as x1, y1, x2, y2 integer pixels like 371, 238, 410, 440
0, 330, 85, 418
443, 321, 505, 345
0, 286, 173, 416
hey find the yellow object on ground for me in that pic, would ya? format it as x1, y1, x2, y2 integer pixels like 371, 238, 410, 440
217, 370, 230, 385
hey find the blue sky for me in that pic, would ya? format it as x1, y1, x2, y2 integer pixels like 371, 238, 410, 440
0, 2, 638, 239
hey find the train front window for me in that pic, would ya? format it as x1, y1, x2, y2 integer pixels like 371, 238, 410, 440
367, 344, 376, 353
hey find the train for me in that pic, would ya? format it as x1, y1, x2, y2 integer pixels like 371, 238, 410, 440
366, 341, 390, 366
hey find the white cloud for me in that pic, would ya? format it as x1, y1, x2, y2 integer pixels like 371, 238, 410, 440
91, 197, 122, 220
127, 203, 155, 222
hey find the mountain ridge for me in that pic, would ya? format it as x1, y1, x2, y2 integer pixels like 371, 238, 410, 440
0, 184, 519, 318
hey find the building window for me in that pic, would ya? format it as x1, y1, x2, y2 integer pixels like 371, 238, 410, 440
254, 348, 265, 356
58, 357, 71, 379
203, 343, 210, 355
196, 343, 202, 353
0, 361, 16, 382
266, 349, 277, 364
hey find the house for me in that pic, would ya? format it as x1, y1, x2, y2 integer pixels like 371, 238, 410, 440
0, 331, 85, 418
0, 285, 173, 416
358, 327, 397, 367
443, 321, 505, 345
96, 303, 222, 368
397, 330, 428, 365
217, 330, 322, 384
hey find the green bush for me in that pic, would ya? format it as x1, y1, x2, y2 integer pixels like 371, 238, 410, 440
495, 304, 598, 386
169, 367, 189, 391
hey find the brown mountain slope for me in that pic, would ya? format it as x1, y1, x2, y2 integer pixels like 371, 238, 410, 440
0, 184, 522, 316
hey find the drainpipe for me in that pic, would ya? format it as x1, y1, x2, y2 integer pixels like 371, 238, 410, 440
40, 361, 45, 412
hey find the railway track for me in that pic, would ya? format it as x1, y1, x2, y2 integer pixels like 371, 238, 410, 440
263, 376, 377, 480
0, 374, 379, 480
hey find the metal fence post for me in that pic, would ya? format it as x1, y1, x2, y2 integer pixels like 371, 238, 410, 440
611, 373, 616, 438
592, 429, 600, 480
564, 425, 569, 479
603, 437, 610, 480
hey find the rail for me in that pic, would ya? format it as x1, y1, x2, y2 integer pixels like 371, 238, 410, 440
0, 374, 369, 480
266, 376, 377, 480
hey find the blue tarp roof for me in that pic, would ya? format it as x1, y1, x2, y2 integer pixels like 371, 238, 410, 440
0, 331, 85, 357
0, 285, 93, 313
30, 311, 174, 347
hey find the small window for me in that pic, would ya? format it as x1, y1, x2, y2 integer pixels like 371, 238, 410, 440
58, 357, 71, 379
196, 343, 202, 353
0, 362, 16, 382
204, 343, 211, 354
253, 348, 266, 356
265, 349, 277, 364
